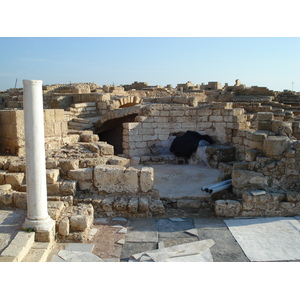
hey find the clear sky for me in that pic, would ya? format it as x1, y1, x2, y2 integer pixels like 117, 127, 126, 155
1, 1, 300, 92
1, 37, 299, 92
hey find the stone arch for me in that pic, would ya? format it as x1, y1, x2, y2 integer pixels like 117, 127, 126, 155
117, 96, 142, 108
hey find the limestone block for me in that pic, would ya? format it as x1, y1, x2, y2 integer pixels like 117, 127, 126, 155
249, 140, 263, 151
0, 170, 7, 185
47, 183, 60, 196
79, 157, 107, 168
102, 197, 114, 212
68, 168, 93, 182
258, 121, 272, 131
107, 156, 130, 167
271, 120, 292, 136
128, 197, 139, 213
286, 191, 300, 203
263, 136, 290, 157
149, 199, 165, 215
123, 122, 140, 130
214, 200, 242, 217
59, 159, 79, 172
59, 180, 77, 196
46, 169, 60, 184
138, 197, 149, 212
257, 112, 274, 121
70, 215, 88, 232
139, 167, 154, 192
124, 167, 139, 193
44, 109, 55, 122
0, 189, 13, 207
54, 109, 65, 122
232, 170, 268, 189
245, 149, 259, 162
80, 134, 99, 142
58, 217, 70, 236
113, 197, 128, 211
12, 192, 27, 209
8, 160, 26, 172
47, 201, 65, 220
94, 165, 126, 193
5, 172, 25, 187
249, 131, 268, 142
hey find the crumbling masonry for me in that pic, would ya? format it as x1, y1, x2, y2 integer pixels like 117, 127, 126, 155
0, 79, 300, 242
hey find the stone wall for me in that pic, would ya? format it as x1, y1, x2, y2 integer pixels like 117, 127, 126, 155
122, 103, 250, 158
0, 109, 68, 156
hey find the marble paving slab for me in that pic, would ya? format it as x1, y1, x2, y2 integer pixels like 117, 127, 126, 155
129, 239, 215, 262
224, 217, 300, 261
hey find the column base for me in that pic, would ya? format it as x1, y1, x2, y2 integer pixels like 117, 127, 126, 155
22, 215, 55, 232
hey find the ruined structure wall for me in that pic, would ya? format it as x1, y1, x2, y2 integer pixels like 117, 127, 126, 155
122, 103, 250, 158
0, 109, 68, 156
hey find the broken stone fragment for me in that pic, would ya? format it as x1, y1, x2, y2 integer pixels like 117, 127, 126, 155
214, 200, 242, 217
70, 215, 89, 232
128, 197, 139, 213
58, 217, 70, 236
139, 167, 154, 192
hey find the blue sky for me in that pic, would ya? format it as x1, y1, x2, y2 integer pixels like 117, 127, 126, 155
1, 37, 299, 92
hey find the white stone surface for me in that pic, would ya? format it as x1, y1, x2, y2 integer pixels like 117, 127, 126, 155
130, 239, 215, 262
57, 250, 104, 262
224, 217, 300, 261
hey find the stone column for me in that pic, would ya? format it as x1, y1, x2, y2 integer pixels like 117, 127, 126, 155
22, 79, 55, 232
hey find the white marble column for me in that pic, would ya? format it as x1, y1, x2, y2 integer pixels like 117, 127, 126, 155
22, 79, 54, 231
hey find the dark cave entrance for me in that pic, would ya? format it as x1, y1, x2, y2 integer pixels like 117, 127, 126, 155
96, 114, 138, 155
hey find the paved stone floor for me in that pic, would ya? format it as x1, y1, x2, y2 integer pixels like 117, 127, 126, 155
0, 209, 26, 255
1, 208, 300, 262
47, 215, 300, 262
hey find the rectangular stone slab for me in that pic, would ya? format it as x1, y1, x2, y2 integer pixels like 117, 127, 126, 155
224, 217, 300, 261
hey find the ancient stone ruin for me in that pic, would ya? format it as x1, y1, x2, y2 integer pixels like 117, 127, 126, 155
0, 79, 300, 242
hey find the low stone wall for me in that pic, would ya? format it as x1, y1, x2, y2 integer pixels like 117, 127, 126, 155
215, 190, 300, 218
0, 109, 68, 156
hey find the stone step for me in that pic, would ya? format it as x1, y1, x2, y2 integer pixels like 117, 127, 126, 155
68, 121, 93, 130
0, 231, 35, 262
22, 241, 55, 262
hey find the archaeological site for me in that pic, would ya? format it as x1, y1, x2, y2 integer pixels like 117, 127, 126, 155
1, 78, 300, 261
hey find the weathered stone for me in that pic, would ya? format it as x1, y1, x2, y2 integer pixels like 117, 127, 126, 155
245, 149, 259, 162
139, 167, 154, 192
80, 134, 99, 143
59, 159, 79, 172
257, 112, 274, 121
272, 120, 293, 136
94, 165, 126, 193
286, 191, 300, 203
70, 215, 88, 232
5, 172, 25, 187
12, 192, 27, 209
102, 197, 114, 212
46, 169, 60, 184
59, 180, 77, 196
138, 197, 149, 212
149, 199, 165, 214
232, 170, 268, 189
68, 168, 93, 182
0, 189, 13, 207
263, 136, 290, 157
128, 197, 139, 213
113, 197, 128, 211
47, 183, 60, 196
214, 200, 242, 217
58, 217, 70, 236
123, 167, 139, 193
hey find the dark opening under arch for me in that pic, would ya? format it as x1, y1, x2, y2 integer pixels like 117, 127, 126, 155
96, 114, 138, 155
